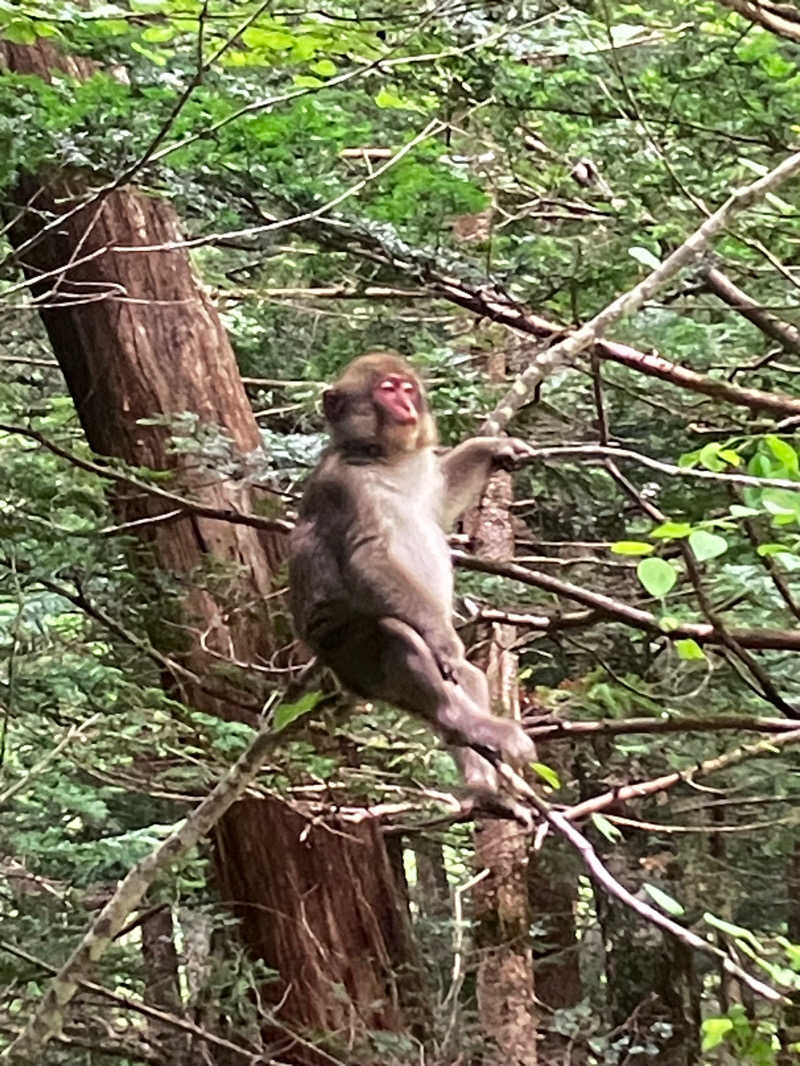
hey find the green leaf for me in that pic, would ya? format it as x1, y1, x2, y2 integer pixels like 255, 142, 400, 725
375, 86, 422, 111
292, 74, 323, 88
729, 504, 760, 517
531, 762, 561, 789
142, 24, 176, 43
757, 543, 796, 557
650, 521, 692, 539
627, 246, 661, 269
242, 27, 295, 49
610, 540, 654, 555
717, 448, 742, 466
703, 912, 763, 949
311, 59, 337, 77
765, 435, 799, 473
699, 442, 725, 472
273, 691, 323, 732
591, 812, 622, 842
762, 489, 800, 519
643, 882, 686, 916
675, 639, 706, 661
637, 557, 677, 598
0, 17, 37, 43
701, 1017, 734, 1052
688, 530, 727, 561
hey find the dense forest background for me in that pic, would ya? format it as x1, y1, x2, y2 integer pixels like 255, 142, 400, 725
3, 1, 800, 1063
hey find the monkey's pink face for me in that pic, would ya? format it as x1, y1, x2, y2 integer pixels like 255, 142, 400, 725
373, 375, 420, 426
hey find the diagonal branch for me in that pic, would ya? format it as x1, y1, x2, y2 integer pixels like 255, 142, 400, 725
701, 265, 800, 353
296, 214, 800, 420
716, 0, 800, 42
483, 147, 800, 433
0, 714, 281, 1063
456, 551, 800, 664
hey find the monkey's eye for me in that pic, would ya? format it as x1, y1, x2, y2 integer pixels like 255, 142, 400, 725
378, 379, 397, 390
401, 381, 415, 392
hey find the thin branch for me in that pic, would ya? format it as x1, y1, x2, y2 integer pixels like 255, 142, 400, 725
0, 715, 100, 810
701, 265, 800, 353
521, 442, 800, 492
455, 551, 800, 664
716, 0, 800, 42
0, 423, 293, 536
304, 215, 800, 420
484, 147, 800, 433
525, 714, 798, 741
564, 727, 800, 823
533, 794, 785, 1002
0, 941, 261, 1064
488, 759, 787, 1001
0, 710, 281, 1063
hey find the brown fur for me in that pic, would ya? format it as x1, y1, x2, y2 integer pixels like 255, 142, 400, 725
290, 353, 535, 821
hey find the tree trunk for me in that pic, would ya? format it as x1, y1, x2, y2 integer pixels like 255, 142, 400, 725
1, 38, 422, 1059
464, 350, 538, 1066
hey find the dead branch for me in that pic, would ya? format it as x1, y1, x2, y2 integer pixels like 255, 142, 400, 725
456, 551, 800, 664
716, 0, 800, 42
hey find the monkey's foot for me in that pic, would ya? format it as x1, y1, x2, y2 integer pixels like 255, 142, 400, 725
440, 707, 534, 767
461, 789, 534, 830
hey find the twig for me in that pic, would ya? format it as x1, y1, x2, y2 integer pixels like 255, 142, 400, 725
701, 265, 800, 354
456, 552, 800, 661
0, 941, 261, 1063
538, 797, 785, 1002
0, 423, 292, 535
518, 442, 800, 493
0, 715, 100, 810
525, 714, 798, 741
488, 762, 786, 1002
716, 0, 800, 42
564, 727, 800, 822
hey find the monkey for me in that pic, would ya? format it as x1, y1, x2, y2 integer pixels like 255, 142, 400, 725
289, 351, 535, 816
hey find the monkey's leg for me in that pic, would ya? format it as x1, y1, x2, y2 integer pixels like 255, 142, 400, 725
324, 616, 533, 764
449, 660, 535, 826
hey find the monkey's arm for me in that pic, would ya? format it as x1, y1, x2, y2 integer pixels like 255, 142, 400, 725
439, 437, 533, 527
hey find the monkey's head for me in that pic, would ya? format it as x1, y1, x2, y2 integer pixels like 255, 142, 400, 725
323, 351, 437, 456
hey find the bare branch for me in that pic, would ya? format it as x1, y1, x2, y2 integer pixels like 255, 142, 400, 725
0, 715, 100, 810
716, 0, 800, 42
701, 265, 800, 353
306, 215, 800, 420
0, 713, 281, 1062
534, 795, 785, 1002
0, 423, 292, 536
456, 551, 800, 665
521, 442, 800, 492
484, 147, 800, 433
565, 727, 800, 822
525, 714, 798, 741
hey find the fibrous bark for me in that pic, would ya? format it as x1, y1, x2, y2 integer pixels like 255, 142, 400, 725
1, 38, 422, 1060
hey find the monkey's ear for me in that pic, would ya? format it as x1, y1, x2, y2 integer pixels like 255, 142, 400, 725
322, 388, 346, 422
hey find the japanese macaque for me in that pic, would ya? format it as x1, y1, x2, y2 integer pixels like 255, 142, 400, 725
289, 352, 535, 816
